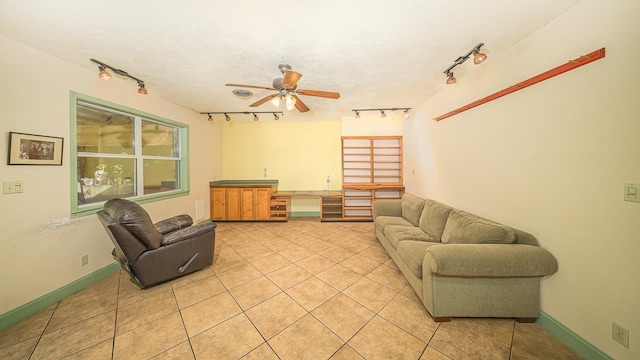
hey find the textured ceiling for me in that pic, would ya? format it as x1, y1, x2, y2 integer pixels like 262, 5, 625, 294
0, 0, 581, 122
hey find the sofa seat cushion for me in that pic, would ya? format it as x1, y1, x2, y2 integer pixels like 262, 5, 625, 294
401, 193, 426, 226
384, 225, 437, 249
375, 215, 414, 233
396, 240, 439, 279
441, 209, 516, 244
419, 199, 453, 240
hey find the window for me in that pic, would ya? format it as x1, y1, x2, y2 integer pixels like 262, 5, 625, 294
71, 92, 189, 215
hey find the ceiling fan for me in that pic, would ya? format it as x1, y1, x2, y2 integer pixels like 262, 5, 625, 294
225, 64, 340, 113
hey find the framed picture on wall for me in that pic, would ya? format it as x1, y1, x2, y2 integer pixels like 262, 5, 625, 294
7, 132, 64, 165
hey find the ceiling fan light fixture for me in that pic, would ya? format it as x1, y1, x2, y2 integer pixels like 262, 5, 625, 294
98, 65, 111, 80
271, 95, 281, 107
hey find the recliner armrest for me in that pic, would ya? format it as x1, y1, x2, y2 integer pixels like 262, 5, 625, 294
423, 244, 558, 277
154, 214, 193, 235
162, 221, 217, 245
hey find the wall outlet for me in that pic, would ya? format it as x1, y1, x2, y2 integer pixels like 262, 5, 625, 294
612, 322, 629, 348
81, 254, 89, 266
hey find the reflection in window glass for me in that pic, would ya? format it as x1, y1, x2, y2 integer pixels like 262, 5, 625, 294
143, 159, 180, 194
76, 105, 134, 155
73, 98, 186, 211
142, 120, 179, 157
77, 157, 136, 204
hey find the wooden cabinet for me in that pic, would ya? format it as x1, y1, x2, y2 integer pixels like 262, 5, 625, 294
210, 188, 227, 221
241, 188, 271, 220
210, 184, 280, 221
320, 195, 343, 222
270, 195, 288, 221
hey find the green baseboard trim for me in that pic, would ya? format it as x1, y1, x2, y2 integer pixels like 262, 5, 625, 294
289, 211, 321, 218
537, 311, 612, 360
0, 262, 121, 332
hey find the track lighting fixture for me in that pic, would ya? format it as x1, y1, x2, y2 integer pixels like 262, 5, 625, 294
351, 108, 411, 119
442, 43, 487, 84
90, 58, 148, 94
200, 111, 283, 122
98, 65, 112, 80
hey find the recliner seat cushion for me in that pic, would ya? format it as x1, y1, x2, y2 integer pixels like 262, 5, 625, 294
418, 199, 452, 240
384, 225, 437, 249
396, 240, 439, 279
103, 199, 164, 249
441, 209, 516, 244
401, 193, 426, 226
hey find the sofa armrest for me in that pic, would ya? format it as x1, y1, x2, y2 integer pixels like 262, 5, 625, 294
373, 199, 403, 218
162, 221, 217, 245
154, 214, 193, 235
423, 244, 558, 277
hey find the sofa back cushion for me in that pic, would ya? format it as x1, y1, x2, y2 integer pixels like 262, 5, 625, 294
401, 193, 425, 226
418, 199, 452, 240
441, 209, 516, 244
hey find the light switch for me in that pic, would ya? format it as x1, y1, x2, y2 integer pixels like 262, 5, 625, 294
3, 180, 24, 194
624, 183, 640, 203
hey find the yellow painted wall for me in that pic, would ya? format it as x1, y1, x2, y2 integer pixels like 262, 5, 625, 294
222, 121, 342, 212
0, 35, 222, 314
403, 1, 639, 359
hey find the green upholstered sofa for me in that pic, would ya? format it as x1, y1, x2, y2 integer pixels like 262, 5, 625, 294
373, 193, 558, 322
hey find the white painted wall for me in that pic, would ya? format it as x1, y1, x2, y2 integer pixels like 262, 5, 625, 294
404, 1, 639, 359
0, 36, 222, 314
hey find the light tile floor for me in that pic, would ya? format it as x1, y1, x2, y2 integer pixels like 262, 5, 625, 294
0, 218, 582, 359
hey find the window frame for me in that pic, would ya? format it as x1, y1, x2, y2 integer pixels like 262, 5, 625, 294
70, 91, 190, 217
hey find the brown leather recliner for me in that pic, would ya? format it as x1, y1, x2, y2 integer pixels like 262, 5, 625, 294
97, 198, 216, 288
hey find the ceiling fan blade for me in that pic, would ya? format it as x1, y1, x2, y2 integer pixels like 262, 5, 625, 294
225, 83, 275, 91
296, 89, 341, 99
292, 95, 309, 112
249, 94, 278, 107
282, 70, 302, 88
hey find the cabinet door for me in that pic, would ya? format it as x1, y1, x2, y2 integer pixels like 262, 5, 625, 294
210, 188, 226, 220
240, 188, 255, 220
255, 188, 272, 220
226, 188, 242, 220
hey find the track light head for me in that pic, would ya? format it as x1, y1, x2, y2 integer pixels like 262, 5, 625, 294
473, 50, 487, 65
207, 113, 213, 122
273, 113, 280, 120
224, 113, 231, 121
380, 110, 386, 118
98, 65, 112, 80
355, 111, 360, 119
446, 72, 456, 84
253, 113, 259, 121
137, 82, 148, 94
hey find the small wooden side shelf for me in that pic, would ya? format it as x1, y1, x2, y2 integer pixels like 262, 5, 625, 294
320, 194, 343, 222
